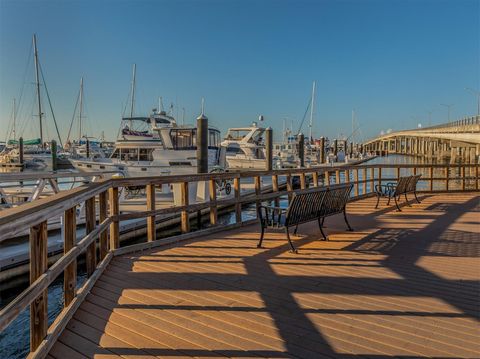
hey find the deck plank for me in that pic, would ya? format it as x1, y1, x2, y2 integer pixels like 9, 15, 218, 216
49, 193, 480, 358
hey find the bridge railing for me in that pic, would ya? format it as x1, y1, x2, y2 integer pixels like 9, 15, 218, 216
364, 115, 480, 144
0, 163, 478, 358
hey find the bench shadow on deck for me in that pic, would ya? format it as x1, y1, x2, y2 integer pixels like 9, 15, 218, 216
49, 194, 480, 359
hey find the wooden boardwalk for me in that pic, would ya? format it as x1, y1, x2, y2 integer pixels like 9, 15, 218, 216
49, 193, 480, 359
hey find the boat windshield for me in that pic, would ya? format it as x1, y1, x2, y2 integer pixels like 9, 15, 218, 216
170, 129, 220, 150
225, 130, 251, 141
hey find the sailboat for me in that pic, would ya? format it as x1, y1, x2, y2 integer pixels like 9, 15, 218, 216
0, 34, 65, 168
64, 77, 108, 159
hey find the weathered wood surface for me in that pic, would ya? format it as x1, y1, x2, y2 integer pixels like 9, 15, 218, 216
49, 193, 480, 358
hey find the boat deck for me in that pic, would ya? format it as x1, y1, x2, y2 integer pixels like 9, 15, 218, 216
48, 193, 480, 358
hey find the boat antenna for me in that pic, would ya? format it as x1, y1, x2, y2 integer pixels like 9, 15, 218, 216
309, 81, 316, 142
13, 98, 16, 142
79, 77, 84, 141
182, 107, 185, 126
159, 96, 164, 113
33, 34, 43, 148
129, 63, 136, 127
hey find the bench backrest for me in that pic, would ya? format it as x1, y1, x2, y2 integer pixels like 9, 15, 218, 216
393, 176, 411, 195
319, 183, 353, 217
285, 187, 328, 227
406, 174, 421, 192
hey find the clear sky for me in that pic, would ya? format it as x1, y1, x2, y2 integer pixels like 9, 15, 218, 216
0, 0, 478, 143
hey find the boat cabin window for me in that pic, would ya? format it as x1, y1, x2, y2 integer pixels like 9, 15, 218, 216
226, 145, 246, 155
208, 129, 220, 149
121, 148, 139, 161
170, 129, 196, 150
139, 148, 154, 161
154, 118, 171, 125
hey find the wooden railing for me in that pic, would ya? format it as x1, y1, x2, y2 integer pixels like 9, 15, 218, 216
0, 163, 478, 358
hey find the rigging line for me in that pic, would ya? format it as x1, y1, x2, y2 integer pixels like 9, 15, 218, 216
66, 88, 81, 144
39, 61, 63, 146
296, 99, 311, 135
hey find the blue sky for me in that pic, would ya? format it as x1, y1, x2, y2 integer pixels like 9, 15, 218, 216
0, 0, 478, 143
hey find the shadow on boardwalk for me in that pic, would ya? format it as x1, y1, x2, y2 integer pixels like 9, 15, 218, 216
50, 194, 480, 359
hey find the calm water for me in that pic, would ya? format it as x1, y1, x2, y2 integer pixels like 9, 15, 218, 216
0, 154, 476, 358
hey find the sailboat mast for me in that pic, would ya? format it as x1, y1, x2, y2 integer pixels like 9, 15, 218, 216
309, 81, 316, 142
129, 63, 136, 128
12, 98, 16, 142
33, 34, 43, 148
79, 77, 84, 141
351, 109, 355, 144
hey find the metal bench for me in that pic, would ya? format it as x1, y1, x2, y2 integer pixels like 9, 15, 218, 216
257, 183, 353, 253
405, 174, 422, 205
375, 174, 421, 211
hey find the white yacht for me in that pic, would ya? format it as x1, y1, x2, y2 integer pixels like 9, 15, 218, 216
220, 124, 267, 169
71, 109, 221, 177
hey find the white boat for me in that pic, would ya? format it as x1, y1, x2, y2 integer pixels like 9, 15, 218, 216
71, 109, 221, 177
220, 123, 267, 169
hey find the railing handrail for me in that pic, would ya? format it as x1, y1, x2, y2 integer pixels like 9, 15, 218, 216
0, 162, 479, 358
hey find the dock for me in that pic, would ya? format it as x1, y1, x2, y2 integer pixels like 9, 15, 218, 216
0, 163, 478, 358
50, 193, 479, 358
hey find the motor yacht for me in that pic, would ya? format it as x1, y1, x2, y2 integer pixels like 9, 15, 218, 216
71, 109, 221, 177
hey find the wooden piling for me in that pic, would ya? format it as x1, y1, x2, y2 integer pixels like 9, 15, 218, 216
146, 184, 156, 242
63, 208, 76, 307
30, 221, 48, 352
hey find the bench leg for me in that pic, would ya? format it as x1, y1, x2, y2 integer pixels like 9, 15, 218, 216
375, 194, 381, 209
387, 196, 391, 206
285, 227, 298, 253
293, 224, 299, 235
414, 191, 421, 203
394, 196, 402, 212
343, 210, 353, 231
257, 224, 265, 248
318, 218, 328, 241
404, 193, 411, 207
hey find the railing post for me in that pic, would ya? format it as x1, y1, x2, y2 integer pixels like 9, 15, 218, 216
362, 168, 367, 195
234, 177, 242, 223
353, 169, 359, 197
476, 165, 479, 191
63, 207, 76, 307
377, 168, 382, 191
312, 172, 318, 187
369, 167, 374, 193
429, 167, 434, 192
146, 183, 156, 242
30, 221, 48, 352
181, 181, 190, 233
272, 174, 280, 207
300, 172, 306, 189
324, 171, 329, 186
254, 176, 261, 214
99, 190, 108, 259
85, 196, 96, 277
461, 166, 465, 191
345, 169, 350, 184
109, 187, 119, 250
396, 167, 400, 180
335, 169, 340, 184
445, 166, 449, 191
209, 179, 217, 226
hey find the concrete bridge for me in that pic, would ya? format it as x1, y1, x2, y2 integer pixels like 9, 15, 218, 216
363, 115, 480, 163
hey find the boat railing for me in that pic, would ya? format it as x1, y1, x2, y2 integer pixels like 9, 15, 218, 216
0, 163, 478, 358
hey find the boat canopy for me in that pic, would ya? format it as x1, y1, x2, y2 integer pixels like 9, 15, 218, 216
8, 138, 42, 145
